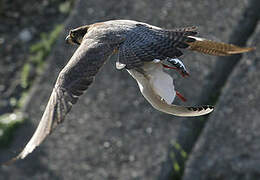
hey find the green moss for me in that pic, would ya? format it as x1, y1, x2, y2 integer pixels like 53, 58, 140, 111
173, 142, 181, 151
21, 24, 64, 89
21, 63, 32, 89
0, 112, 26, 147
170, 151, 175, 159
59, 1, 72, 14
180, 150, 187, 159
173, 162, 180, 172
17, 92, 29, 109
59, 0, 76, 14
30, 24, 63, 64
0, 24, 64, 148
9, 97, 17, 107
168, 141, 187, 180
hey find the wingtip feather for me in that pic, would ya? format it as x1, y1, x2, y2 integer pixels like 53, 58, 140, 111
2, 153, 22, 166
171, 104, 214, 117
185, 105, 214, 117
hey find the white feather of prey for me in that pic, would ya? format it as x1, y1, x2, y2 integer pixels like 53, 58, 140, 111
127, 62, 214, 117
127, 62, 176, 108
137, 62, 176, 104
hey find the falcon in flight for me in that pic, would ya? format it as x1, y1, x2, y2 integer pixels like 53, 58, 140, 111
6, 20, 254, 164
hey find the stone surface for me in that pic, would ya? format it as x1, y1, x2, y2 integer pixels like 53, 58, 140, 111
0, 0, 249, 179
18, 29, 32, 42
183, 24, 260, 180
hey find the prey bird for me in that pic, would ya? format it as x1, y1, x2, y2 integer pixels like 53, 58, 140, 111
5, 20, 254, 164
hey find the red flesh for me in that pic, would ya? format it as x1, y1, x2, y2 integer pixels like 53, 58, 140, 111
162, 64, 189, 77
176, 91, 187, 102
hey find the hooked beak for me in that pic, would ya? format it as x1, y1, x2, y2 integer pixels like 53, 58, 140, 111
65, 35, 73, 44
65, 35, 80, 45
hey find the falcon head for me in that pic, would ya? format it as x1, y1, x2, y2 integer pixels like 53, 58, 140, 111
65, 25, 90, 45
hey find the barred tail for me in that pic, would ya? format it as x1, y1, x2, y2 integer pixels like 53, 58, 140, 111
187, 36, 255, 56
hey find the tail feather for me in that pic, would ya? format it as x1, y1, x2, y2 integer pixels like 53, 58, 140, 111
187, 36, 255, 56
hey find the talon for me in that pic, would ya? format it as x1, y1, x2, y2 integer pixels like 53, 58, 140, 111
162, 63, 189, 78
176, 91, 187, 102
164, 58, 190, 78
181, 70, 190, 77
162, 63, 178, 70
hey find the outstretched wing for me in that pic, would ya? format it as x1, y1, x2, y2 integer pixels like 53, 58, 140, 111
6, 38, 115, 164
118, 24, 197, 69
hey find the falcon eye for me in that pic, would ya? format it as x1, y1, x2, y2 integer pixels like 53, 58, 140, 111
70, 32, 75, 38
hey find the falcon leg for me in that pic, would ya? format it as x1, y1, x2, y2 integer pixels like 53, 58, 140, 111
176, 91, 187, 102
164, 58, 190, 77
162, 64, 178, 70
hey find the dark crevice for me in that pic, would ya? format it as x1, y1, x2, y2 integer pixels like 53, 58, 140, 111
158, 0, 260, 179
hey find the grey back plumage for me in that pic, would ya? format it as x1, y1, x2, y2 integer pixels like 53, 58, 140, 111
117, 23, 197, 69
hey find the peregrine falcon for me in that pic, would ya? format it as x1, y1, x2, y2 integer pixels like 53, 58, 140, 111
6, 20, 254, 164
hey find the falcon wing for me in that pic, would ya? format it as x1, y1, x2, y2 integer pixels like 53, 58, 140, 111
118, 24, 254, 69
6, 38, 115, 164
118, 24, 197, 69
